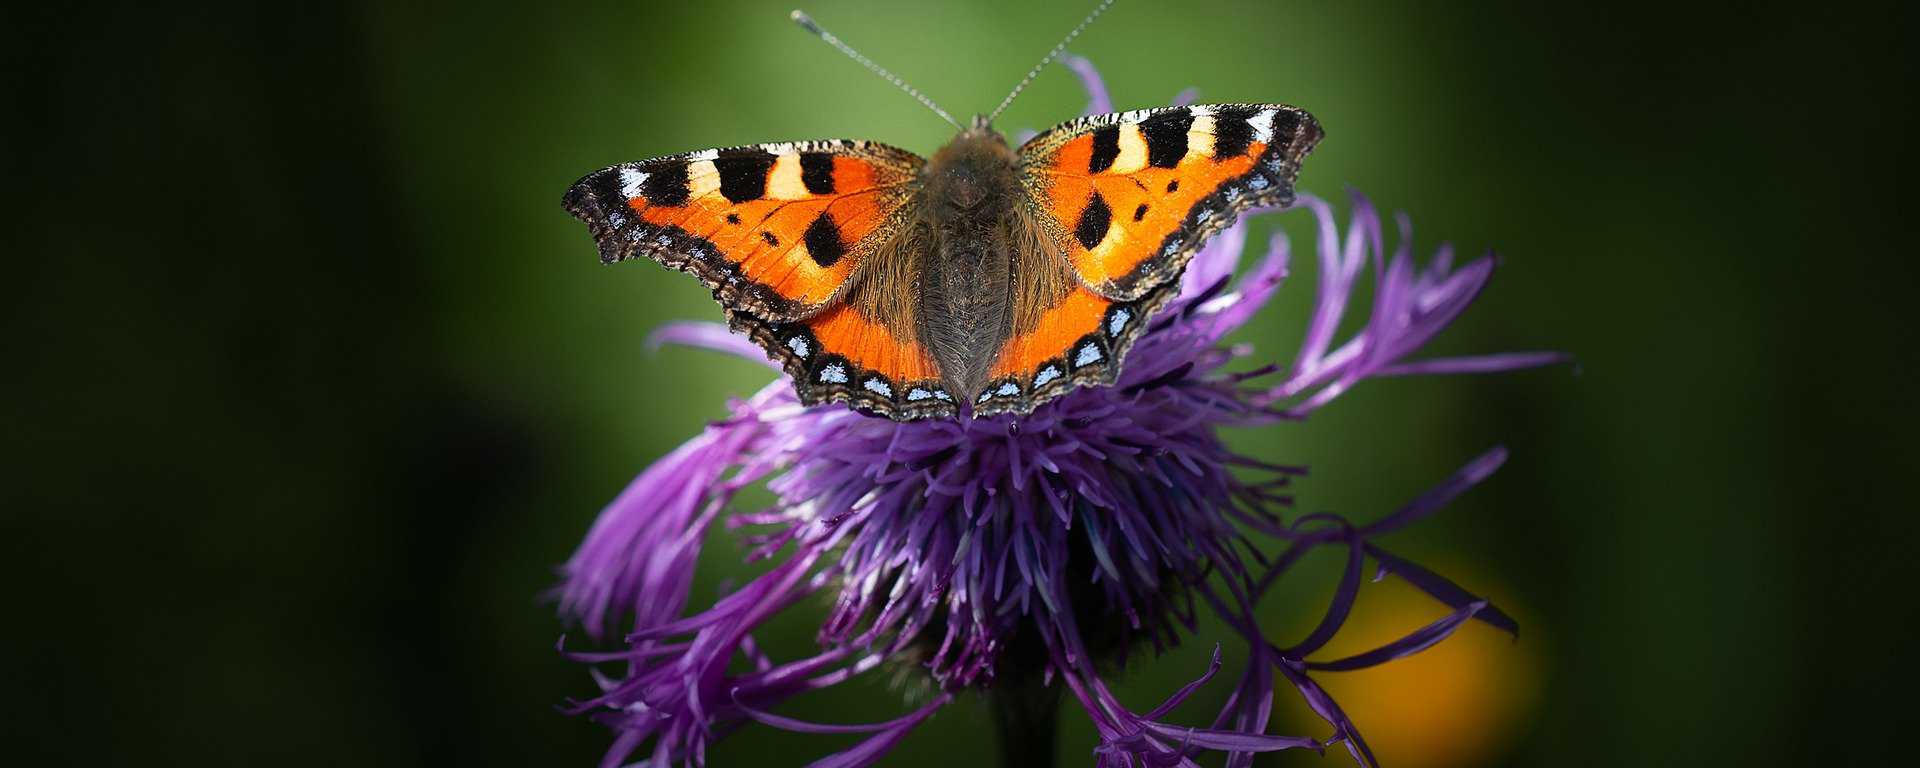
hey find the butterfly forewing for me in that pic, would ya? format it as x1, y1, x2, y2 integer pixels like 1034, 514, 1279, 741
1018, 104, 1322, 300
563, 139, 923, 321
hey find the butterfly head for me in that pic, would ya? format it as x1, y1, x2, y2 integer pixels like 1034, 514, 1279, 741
926, 127, 1015, 212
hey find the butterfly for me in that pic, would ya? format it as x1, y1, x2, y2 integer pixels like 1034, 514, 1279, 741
562, 5, 1320, 421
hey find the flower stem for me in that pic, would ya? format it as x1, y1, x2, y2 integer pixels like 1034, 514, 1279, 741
989, 679, 1061, 768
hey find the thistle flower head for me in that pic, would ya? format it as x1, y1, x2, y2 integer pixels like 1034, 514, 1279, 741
556, 59, 1563, 768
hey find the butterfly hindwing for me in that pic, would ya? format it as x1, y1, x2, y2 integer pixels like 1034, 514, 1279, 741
971, 281, 1179, 416
729, 299, 959, 420
1017, 104, 1322, 301
563, 139, 923, 322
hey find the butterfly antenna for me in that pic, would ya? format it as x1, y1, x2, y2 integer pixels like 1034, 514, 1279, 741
985, 0, 1114, 124
790, 10, 963, 130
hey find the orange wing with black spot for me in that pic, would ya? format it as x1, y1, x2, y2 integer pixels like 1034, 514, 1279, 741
563, 140, 922, 321
1019, 104, 1322, 300
564, 140, 955, 418
970, 281, 1180, 417
728, 296, 960, 420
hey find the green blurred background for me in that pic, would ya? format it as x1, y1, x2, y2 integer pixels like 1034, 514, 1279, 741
6, 0, 1914, 765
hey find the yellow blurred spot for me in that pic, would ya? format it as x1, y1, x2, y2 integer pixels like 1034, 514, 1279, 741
1276, 564, 1543, 768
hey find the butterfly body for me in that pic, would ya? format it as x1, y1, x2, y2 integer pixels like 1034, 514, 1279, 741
908, 126, 1064, 400
564, 104, 1322, 421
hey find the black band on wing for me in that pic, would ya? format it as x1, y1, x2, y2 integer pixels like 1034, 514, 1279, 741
1109, 107, 1323, 300
561, 166, 814, 319
971, 282, 1180, 418
724, 315, 958, 420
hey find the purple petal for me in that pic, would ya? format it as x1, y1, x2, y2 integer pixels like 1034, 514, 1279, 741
558, 421, 763, 637
1281, 526, 1364, 656
1365, 544, 1519, 637
1359, 446, 1507, 537
1222, 232, 1293, 326
1144, 644, 1223, 720
1374, 351, 1573, 377
1306, 601, 1486, 672
1179, 218, 1248, 302
734, 690, 952, 735
1273, 660, 1377, 767
1289, 194, 1362, 378
1139, 721, 1320, 752
804, 694, 953, 768
1265, 186, 1564, 416
1060, 54, 1113, 116
648, 320, 780, 371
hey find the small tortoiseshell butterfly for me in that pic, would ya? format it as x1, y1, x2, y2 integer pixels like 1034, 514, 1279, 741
563, 2, 1320, 421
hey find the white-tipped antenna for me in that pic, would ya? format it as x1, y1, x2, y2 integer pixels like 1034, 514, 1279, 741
791, 10, 962, 130
985, 0, 1115, 124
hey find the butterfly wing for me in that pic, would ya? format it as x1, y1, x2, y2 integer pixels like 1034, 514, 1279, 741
1018, 104, 1321, 300
564, 140, 956, 418
725, 293, 958, 420
563, 139, 923, 321
970, 279, 1182, 416
968, 104, 1319, 415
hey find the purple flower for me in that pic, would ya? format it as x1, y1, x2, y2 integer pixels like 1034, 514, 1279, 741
555, 61, 1564, 768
